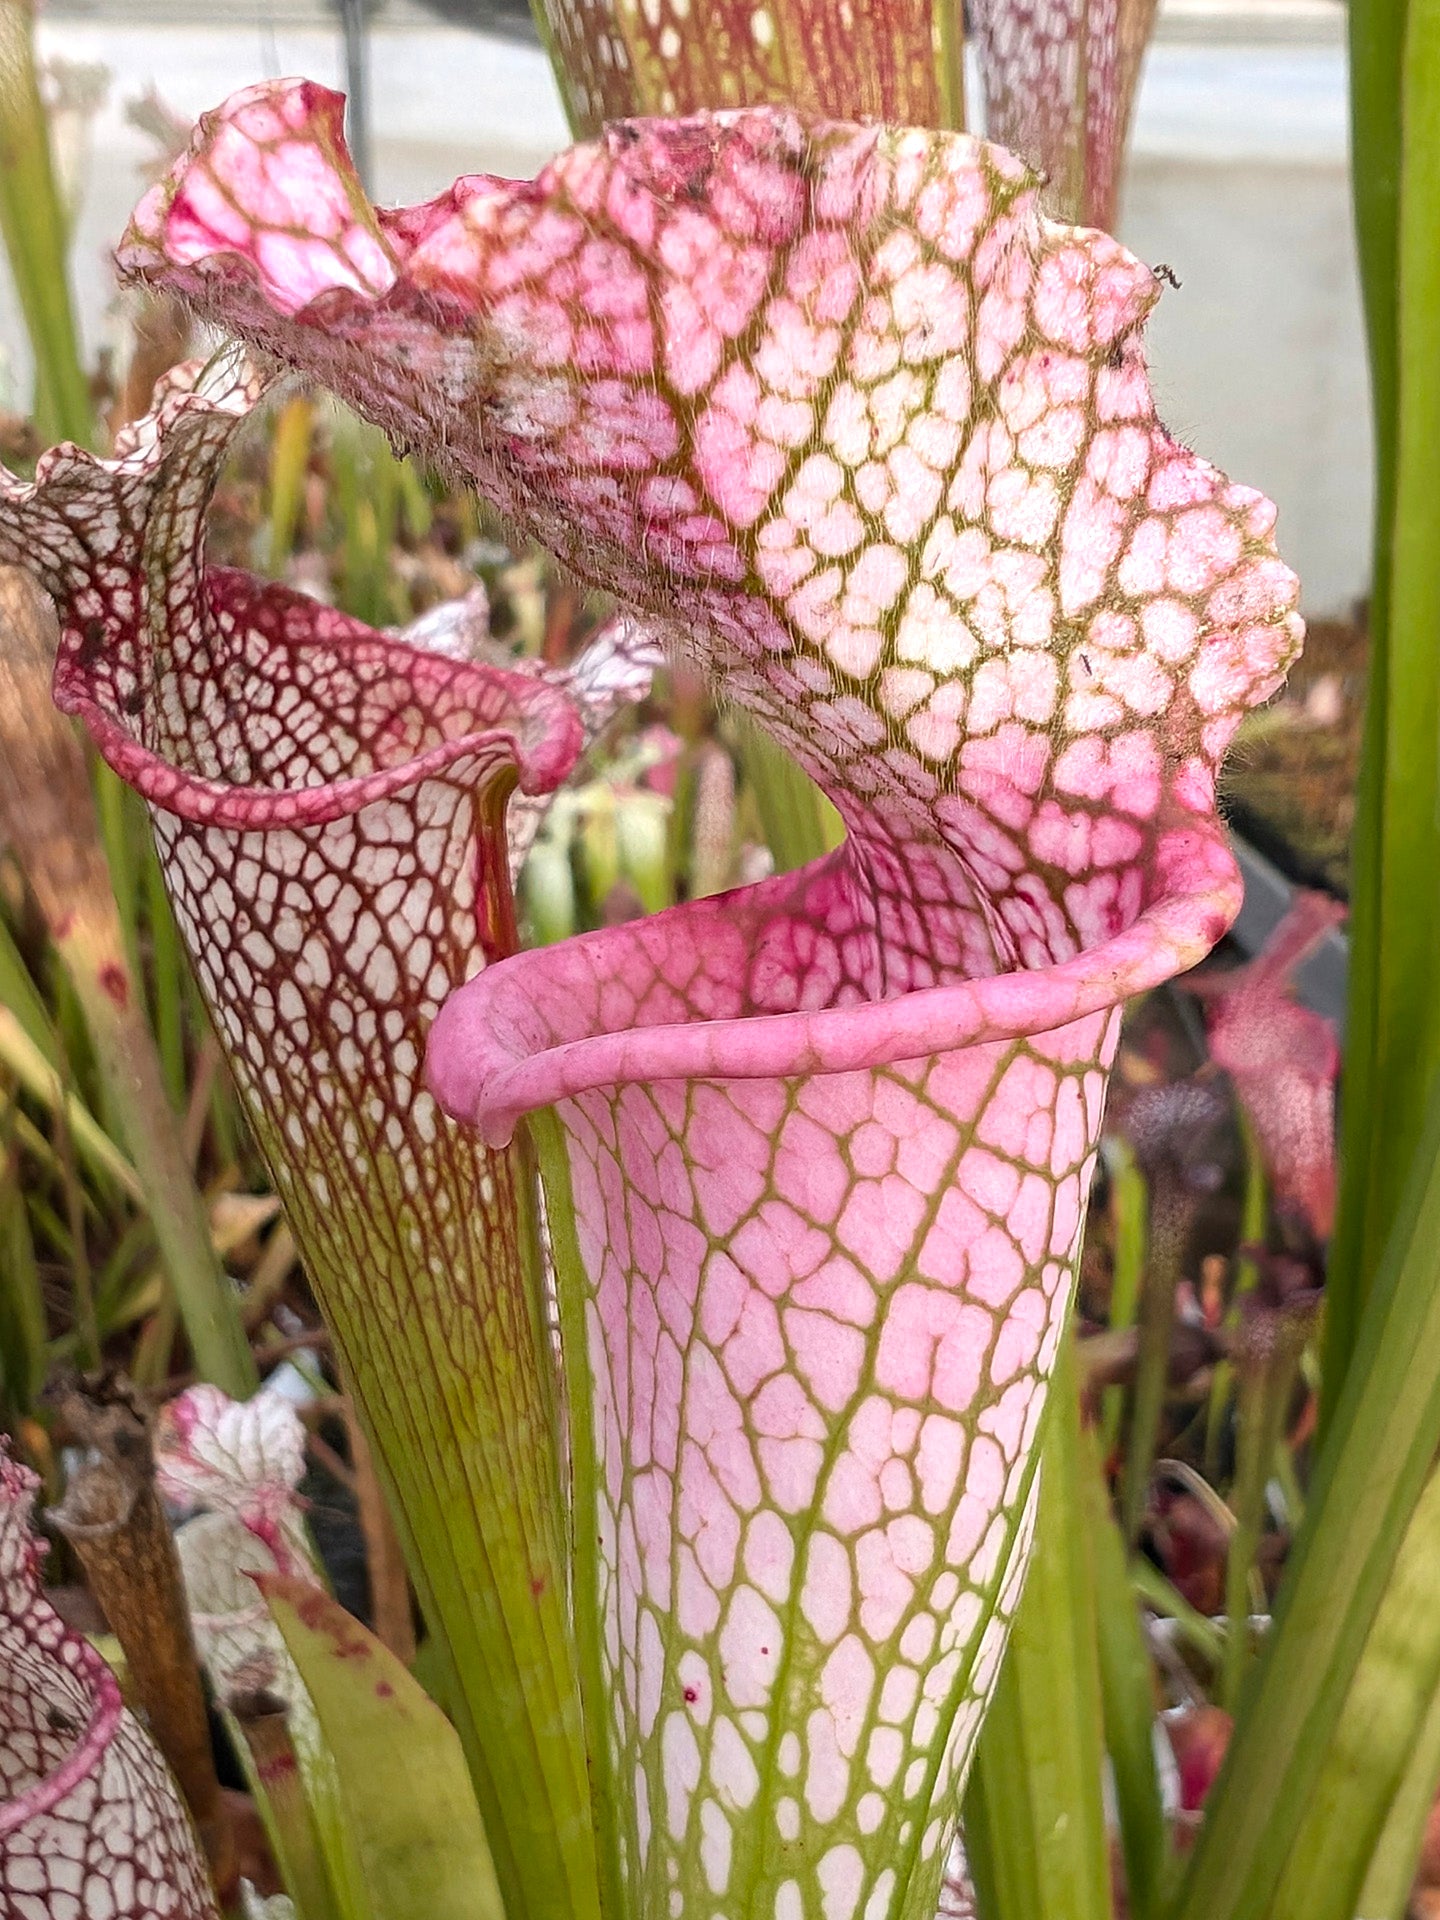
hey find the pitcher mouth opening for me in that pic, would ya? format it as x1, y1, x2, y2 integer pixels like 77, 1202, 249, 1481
3, 358, 584, 833
426, 819, 1240, 1147
53, 570, 580, 837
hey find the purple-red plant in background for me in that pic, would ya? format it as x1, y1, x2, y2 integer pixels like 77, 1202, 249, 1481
1190, 892, 1345, 1242
0, 1450, 218, 1920
85, 83, 1303, 1920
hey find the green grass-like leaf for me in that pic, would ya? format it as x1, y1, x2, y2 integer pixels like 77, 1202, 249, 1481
0, 0, 94, 445
1168, 1079, 1440, 1920
0, 1092, 47, 1427
261, 1573, 506, 1920
728, 716, 844, 877
1326, 0, 1437, 1416
966, 1337, 1113, 1920
1265, 1464, 1440, 1920
1081, 1419, 1169, 1920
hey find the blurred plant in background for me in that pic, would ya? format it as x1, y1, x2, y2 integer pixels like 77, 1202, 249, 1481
0, 0, 1437, 1913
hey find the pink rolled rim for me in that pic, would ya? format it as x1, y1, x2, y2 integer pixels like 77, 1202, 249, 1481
49, 571, 584, 830
427, 823, 1242, 1147
0, 1634, 125, 1841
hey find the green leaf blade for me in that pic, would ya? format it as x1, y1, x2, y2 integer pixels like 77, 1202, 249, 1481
260, 1573, 507, 1920
967, 1339, 1113, 1920
1266, 1467, 1440, 1920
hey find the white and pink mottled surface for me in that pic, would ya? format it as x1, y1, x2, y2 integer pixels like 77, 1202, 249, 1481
154, 1384, 309, 1573
32, 85, 1301, 1920
0, 1452, 217, 1920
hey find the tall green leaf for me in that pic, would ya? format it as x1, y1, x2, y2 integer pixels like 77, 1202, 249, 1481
0, 911, 61, 1069
1326, 0, 1436, 1417
1265, 1464, 1440, 1920
966, 1337, 1112, 1920
260, 1574, 506, 1920
0, 1096, 47, 1426
1354, 1670, 1440, 1920
1081, 1421, 1168, 1920
0, 0, 94, 445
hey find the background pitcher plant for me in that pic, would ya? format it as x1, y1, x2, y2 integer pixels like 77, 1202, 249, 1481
0, 353, 604, 1920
